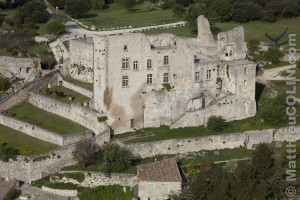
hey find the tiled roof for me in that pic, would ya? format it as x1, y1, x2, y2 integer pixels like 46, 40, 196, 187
137, 158, 182, 182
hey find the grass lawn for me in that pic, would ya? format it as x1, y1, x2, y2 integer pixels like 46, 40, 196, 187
216, 17, 300, 47
0, 124, 58, 156
77, 4, 180, 29
7, 102, 88, 135
32, 177, 133, 200
144, 26, 196, 38
39, 86, 90, 105
64, 76, 93, 91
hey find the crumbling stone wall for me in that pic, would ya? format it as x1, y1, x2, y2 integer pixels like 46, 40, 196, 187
0, 71, 57, 112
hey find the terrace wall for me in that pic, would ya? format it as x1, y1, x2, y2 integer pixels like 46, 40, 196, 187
0, 132, 110, 183
0, 71, 58, 112
0, 114, 94, 146
28, 92, 107, 135
54, 171, 138, 187
120, 127, 300, 158
62, 80, 93, 98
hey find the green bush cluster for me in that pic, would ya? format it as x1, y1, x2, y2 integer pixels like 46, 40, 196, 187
59, 172, 85, 182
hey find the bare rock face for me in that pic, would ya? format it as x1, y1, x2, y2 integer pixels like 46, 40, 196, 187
197, 15, 215, 43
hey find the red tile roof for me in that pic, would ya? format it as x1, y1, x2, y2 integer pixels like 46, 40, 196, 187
137, 158, 182, 182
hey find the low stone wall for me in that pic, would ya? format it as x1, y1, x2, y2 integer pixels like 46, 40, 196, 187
42, 186, 77, 197
54, 171, 137, 187
273, 126, 300, 142
62, 80, 93, 98
29, 92, 106, 135
121, 127, 298, 158
0, 114, 94, 146
0, 71, 58, 112
0, 134, 109, 183
0, 114, 64, 146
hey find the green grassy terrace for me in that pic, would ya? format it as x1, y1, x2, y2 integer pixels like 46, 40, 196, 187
0, 124, 58, 156
39, 86, 90, 105
77, 4, 181, 29
64, 76, 93, 91
7, 102, 88, 135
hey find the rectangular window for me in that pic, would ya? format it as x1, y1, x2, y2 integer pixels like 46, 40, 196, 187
147, 184, 153, 193
163, 56, 169, 65
244, 68, 247, 75
99, 75, 101, 85
163, 73, 169, 83
124, 45, 128, 52
147, 59, 152, 69
122, 58, 129, 69
122, 76, 128, 87
133, 61, 138, 70
195, 71, 200, 82
162, 184, 169, 194
206, 70, 211, 80
147, 74, 153, 85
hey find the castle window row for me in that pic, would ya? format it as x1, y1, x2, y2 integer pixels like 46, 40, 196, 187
122, 73, 171, 87
122, 57, 170, 70
194, 70, 213, 82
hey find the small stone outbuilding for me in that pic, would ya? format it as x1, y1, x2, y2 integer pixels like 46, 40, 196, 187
137, 158, 182, 200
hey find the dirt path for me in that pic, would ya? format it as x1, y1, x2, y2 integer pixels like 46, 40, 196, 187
256, 64, 297, 84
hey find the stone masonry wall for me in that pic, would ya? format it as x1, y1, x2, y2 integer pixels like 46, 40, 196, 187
54, 171, 137, 187
28, 92, 106, 135
41, 186, 78, 197
120, 127, 299, 158
0, 114, 94, 146
62, 80, 93, 98
0, 134, 109, 183
0, 72, 57, 112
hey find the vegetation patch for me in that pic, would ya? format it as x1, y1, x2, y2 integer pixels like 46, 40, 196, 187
7, 102, 88, 135
59, 172, 85, 182
0, 124, 58, 156
98, 116, 108, 122
64, 76, 93, 91
39, 86, 90, 105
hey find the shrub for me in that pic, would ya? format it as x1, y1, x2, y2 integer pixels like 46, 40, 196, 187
64, 0, 91, 18
73, 140, 100, 168
0, 143, 19, 162
60, 172, 85, 182
162, 83, 172, 91
45, 19, 65, 36
0, 76, 11, 91
263, 47, 282, 64
207, 116, 227, 132
247, 39, 260, 54
101, 143, 133, 173
98, 116, 108, 122
261, 93, 287, 124
172, 4, 186, 18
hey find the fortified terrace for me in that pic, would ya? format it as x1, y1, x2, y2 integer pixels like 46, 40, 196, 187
68, 15, 257, 134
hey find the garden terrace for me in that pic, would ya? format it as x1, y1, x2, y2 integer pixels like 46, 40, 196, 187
64, 76, 93, 91
0, 124, 58, 156
39, 86, 90, 105
76, 4, 180, 30
7, 102, 88, 135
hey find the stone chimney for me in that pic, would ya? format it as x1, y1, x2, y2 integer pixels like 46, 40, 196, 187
197, 15, 215, 43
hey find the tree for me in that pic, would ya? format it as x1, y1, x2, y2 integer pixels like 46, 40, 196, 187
45, 19, 65, 35
73, 140, 100, 168
207, 116, 227, 132
91, 0, 105, 9
263, 47, 282, 64
172, 4, 186, 18
119, 0, 136, 11
101, 143, 132, 173
261, 93, 287, 124
0, 76, 11, 91
232, 2, 262, 23
64, 0, 91, 18
14, 0, 48, 26
210, 0, 234, 22
0, 143, 19, 162
247, 39, 260, 54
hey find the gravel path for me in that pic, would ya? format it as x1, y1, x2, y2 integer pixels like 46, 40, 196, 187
256, 64, 297, 84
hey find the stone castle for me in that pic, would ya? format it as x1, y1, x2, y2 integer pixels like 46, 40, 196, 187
67, 15, 257, 133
